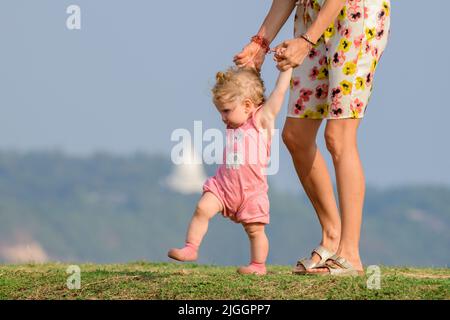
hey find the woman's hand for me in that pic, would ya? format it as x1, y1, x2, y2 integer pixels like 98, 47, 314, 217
272, 38, 311, 71
233, 42, 266, 71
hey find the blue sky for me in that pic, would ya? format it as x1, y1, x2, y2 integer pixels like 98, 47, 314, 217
0, 0, 449, 190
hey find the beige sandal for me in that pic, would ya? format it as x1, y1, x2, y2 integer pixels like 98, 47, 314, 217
306, 254, 364, 276
292, 245, 335, 275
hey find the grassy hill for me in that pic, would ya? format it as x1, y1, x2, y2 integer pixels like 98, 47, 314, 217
0, 262, 448, 300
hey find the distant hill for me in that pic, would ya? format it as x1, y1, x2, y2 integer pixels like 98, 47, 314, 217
0, 150, 448, 267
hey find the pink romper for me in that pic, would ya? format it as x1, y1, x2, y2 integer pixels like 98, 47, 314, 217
203, 106, 271, 225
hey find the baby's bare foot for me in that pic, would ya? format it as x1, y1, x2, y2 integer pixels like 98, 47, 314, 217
237, 262, 266, 275
168, 243, 198, 262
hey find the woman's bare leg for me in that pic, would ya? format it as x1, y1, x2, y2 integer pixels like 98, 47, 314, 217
311, 118, 364, 272
282, 118, 341, 269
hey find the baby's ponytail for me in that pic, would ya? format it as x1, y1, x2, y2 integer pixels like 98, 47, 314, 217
216, 71, 227, 83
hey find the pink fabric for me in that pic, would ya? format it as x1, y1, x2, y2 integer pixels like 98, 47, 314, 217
203, 106, 271, 225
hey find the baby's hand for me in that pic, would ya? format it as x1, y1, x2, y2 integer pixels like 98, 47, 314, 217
271, 47, 286, 63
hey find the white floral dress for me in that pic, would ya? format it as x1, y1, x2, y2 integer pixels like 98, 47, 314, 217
287, 0, 391, 119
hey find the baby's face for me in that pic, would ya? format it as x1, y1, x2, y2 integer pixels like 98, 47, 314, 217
215, 99, 254, 129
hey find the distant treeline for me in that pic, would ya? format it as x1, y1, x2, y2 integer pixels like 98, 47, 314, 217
0, 151, 448, 267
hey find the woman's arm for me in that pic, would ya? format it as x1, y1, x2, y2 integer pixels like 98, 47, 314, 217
255, 0, 298, 43
274, 0, 347, 71
234, 0, 297, 71
305, 0, 347, 44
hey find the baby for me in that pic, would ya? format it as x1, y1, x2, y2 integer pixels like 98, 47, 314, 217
168, 66, 292, 275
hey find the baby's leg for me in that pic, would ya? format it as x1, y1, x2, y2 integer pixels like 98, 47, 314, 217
168, 192, 223, 261
237, 223, 268, 275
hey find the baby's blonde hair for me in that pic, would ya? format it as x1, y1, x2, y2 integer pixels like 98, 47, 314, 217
212, 67, 265, 106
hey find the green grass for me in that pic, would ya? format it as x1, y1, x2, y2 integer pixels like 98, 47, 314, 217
0, 262, 449, 300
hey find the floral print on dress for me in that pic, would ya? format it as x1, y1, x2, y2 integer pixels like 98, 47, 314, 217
288, 0, 391, 119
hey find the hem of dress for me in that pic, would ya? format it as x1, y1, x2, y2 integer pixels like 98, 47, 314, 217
285, 114, 365, 120
238, 215, 270, 225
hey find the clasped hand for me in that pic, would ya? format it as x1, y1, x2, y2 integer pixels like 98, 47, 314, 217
234, 38, 311, 71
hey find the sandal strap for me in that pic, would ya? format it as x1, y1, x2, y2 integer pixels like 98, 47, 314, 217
327, 255, 353, 269
324, 255, 359, 275
296, 258, 317, 270
296, 245, 335, 270
311, 245, 334, 263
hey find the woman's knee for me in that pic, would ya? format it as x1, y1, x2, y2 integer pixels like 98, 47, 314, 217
324, 127, 357, 159
282, 123, 317, 154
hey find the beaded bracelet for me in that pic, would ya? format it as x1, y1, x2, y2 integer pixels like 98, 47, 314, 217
251, 35, 270, 54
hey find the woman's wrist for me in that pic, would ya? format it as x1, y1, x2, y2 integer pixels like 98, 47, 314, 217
251, 35, 271, 54
296, 36, 313, 51
300, 33, 316, 47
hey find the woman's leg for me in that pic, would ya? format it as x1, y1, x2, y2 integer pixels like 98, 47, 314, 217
312, 118, 365, 272
237, 222, 268, 275
168, 192, 223, 261
282, 118, 341, 269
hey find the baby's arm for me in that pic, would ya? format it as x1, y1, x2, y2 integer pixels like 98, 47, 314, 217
258, 68, 293, 128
